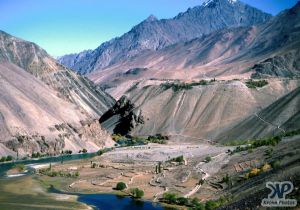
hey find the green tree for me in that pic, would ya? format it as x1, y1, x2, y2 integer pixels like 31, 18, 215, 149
177, 197, 189, 206
163, 192, 177, 204
116, 182, 127, 190
199, 179, 205, 185
205, 200, 218, 210
195, 203, 205, 210
170, 155, 184, 163
191, 197, 200, 206
6, 155, 13, 161
158, 162, 162, 173
0, 157, 6, 162
205, 156, 212, 163
91, 163, 97, 168
130, 188, 144, 199
97, 150, 104, 156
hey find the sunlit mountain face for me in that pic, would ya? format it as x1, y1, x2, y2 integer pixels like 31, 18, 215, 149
0, 1, 299, 210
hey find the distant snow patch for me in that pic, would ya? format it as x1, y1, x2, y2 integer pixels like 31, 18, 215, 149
203, 0, 237, 7
202, 0, 213, 6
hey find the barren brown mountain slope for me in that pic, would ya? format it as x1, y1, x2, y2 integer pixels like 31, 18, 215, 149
0, 30, 115, 117
0, 31, 116, 157
89, 1, 300, 96
0, 62, 114, 157
100, 79, 300, 141
217, 86, 300, 142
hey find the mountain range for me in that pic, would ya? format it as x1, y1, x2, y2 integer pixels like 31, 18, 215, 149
0, 1, 299, 209
59, 0, 271, 74
88, 0, 300, 98
97, 1, 300, 142
1, 0, 300, 157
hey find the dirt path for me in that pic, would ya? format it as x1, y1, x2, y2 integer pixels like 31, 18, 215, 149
69, 180, 85, 188
184, 152, 229, 198
184, 170, 209, 198
254, 113, 285, 133
91, 174, 123, 186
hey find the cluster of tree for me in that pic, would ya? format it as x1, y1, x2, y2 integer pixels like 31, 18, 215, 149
282, 129, 300, 137
147, 134, 168, 144
38, 166, 79, 178
221, 174, 232, 188
169, 155, 184, 163
112, 134, 145, 146
114, 182, 144, 199
115, 182, 127, 190
0, 155, 13, 162
129, 188, 144, 199
230, 136, 282, 154
162, 193, 228, 209
114, 183, 144, 199
160, 80, 211, 92
205, 156, 212, 163
91, 162, 97, 168
62, 150, 73, 155
31, 152, 49, 158
246, 79, 268, 88
97, 147, 113, 156
244, 163, 272, 179
112, 134, 168, 146
155, 162, 162, 174
226, 129, 300, 147
79, 148, 87, 153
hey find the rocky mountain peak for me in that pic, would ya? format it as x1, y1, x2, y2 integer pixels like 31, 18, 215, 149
145, 15, 158, 22
202, 0, 238, 7
59, 0, 272, 74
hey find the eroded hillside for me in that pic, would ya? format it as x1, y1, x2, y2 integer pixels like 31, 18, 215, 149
0, 31, 116, 157
100, 78, 300, 142
0, 30, 115, 117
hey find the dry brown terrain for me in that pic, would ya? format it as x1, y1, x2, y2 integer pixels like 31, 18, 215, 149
0, 31, 115, 157
0, 62, 114, 156
46, 143, 232, 201
101, 78, 300, 142
37, 135, 300, 209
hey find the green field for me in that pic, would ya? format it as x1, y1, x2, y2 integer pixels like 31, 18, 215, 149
0, 176, 90, 210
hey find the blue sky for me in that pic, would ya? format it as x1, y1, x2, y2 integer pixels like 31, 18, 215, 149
0, 0, 297, 56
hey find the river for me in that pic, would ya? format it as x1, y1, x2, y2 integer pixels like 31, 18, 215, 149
0, 153, 169, 210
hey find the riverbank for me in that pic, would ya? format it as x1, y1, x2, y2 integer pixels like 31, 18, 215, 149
0, 152, 101, 177
34, 143, 231, 207
0, 175, 92, 210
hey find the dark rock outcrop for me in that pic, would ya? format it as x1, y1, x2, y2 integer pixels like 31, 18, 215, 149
251, 50, 300, 78
100, 96, 144, 135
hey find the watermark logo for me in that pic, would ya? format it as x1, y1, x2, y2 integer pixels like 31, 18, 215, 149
261, 181, 297, 207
